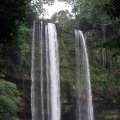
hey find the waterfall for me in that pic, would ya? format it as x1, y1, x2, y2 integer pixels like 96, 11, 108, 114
31, 21, 61, 120
48, 23, 61, 120
75, 30, 94, 120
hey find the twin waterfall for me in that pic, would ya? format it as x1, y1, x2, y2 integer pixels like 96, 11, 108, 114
31, 21, 94, 120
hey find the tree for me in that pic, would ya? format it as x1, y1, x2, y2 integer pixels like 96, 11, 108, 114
0, 0, 36, 78
0, 0, 29, 44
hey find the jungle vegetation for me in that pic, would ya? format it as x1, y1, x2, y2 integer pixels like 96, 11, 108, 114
0, 0, 120, 119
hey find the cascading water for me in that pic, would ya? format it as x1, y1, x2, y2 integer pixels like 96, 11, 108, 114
75, 30, 94, 120
48, 23, 61, 120
31, 21, 61, 120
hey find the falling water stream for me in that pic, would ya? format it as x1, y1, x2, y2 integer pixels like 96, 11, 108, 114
48, 23, 61, 120
75, 30, 94, 120
31, 21, 61, 120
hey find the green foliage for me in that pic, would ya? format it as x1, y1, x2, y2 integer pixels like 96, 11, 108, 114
74, 0, 112, 28
0, 0, 34, 77
0, 80, 18, 95
57, 24, 75, 101
0, 0, 30, 43
91, 65, 108, 95
0, 0, 36, 119
0, 24, 31, 80
0, 79, 19, 120
99, 0, 120, 56
17, 25, 31, 65
51, 10, 72, 22
103, 0, 120, 20
51, 10, 75, 32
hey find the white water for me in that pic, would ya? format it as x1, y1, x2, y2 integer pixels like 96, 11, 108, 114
31, 21, 61, 120
75, 30, 94, 120
45, 25, 51, 120
31, 21, 36, 120
40, 21, 45, 120
48, 23, 61, 120
31, 21, 44, 120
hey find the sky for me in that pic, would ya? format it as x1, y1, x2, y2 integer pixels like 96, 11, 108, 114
42, 1, 72, 18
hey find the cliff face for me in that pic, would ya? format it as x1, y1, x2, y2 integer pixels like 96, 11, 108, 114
94, 101, 120, 120
17, 79, 31, 120
61, 97, 120, 120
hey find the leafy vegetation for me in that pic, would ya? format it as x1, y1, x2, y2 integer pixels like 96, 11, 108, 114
0, 79, 19, 120
0, 0, 37, 119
